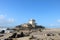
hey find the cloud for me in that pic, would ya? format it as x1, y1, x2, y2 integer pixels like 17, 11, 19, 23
0, 15, 5, 19
0, 14, 15, 26
57, 19, 60, 23
8, 18, 14, 23
49, 19, 60, 28
49, 24, 54, 26
50, 24, 60, 26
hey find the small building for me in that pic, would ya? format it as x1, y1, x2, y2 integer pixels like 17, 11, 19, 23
21, 19, 36, 28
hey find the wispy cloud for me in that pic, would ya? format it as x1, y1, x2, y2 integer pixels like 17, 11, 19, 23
8, 18, 14, 23
57, 19, 60, 23
50, 24, 60, 26
0, 15, 5, 19
49, 19, 60, 28
49, 24, 54, 26
0, 14, 15, 26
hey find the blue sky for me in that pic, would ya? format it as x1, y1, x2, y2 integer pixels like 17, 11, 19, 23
0, 0, 60, 28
